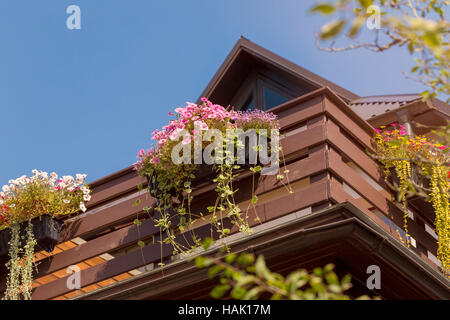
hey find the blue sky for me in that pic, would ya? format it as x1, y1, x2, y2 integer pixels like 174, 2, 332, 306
0, 0, 428, 184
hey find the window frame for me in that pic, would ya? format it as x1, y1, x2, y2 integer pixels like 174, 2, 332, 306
229, 69, 297, 111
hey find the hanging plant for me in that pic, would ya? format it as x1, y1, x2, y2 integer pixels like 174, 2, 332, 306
0, 170, 91, 299
134, 98, 291, 265
372, 123, 449, 277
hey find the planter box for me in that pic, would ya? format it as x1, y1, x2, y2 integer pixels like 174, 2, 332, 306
0, 215, 64, 264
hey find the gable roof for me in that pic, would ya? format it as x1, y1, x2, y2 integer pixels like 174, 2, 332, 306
198, 37, 360, 105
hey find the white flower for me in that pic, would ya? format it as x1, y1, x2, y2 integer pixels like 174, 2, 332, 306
63, 199, 70, 204
50, 172, 58, 179
0, 200, 3, 205
2, 185, 9, 193
76, 174, 87, 182
63, 175, 74, 184
83, 194, 91, 202
9, 204, 15, 208
80, 202, 87, 212
19, 175, 27, 185
80, 186, 89, 194
32, 169, 38, 175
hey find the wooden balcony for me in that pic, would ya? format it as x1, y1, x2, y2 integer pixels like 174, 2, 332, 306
1, 88, 448, 300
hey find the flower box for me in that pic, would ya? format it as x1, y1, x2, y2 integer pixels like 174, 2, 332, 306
0, 215, 64, 264
145, 141, 267, 199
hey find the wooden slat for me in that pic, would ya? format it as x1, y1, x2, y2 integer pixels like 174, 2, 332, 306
328, 159, 438, 255
34, 218, 159, 279
60, 193, 155, 242
278, 95, 323, 129
282, 124, 326, 156
88, 174, 145, 208
324, 97, 374, 149
326, 119, 384, 185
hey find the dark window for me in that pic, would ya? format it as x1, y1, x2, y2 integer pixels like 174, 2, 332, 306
263, 86, 289, 109
242, 94, 255, 111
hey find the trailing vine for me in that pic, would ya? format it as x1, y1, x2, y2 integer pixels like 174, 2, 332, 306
373, 123, 449, 276
4, 223, 21, 300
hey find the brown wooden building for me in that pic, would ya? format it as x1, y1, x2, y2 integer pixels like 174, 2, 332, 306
3, 38, 449, 300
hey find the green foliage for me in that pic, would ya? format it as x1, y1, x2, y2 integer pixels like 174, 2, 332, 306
196, 248, 378, 300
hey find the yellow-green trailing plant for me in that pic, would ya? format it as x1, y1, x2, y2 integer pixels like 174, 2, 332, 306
373, 123, 449, 277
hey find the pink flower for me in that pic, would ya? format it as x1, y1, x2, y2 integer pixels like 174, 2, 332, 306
137, 149, 146, 158
182, 135, 192, 145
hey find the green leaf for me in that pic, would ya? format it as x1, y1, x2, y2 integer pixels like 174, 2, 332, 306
133, 199, 141, 207
388, 140, 401, 147
325, 272, 339, 285
243, 287, 261, 300
195, 256, 212, 268
202, 237, 214, 250
210, 284, 230, 299
133, 219, 142, 226
252, 195, 259, 204
349, 16, 364, 38
225, 253, 237, 264
137, 240, 145, 248
309, 3, 336, 15
341, 274, 352, 285
231, 286, 247, 299
320, 20, 345, 39
208, 265, 223, 279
